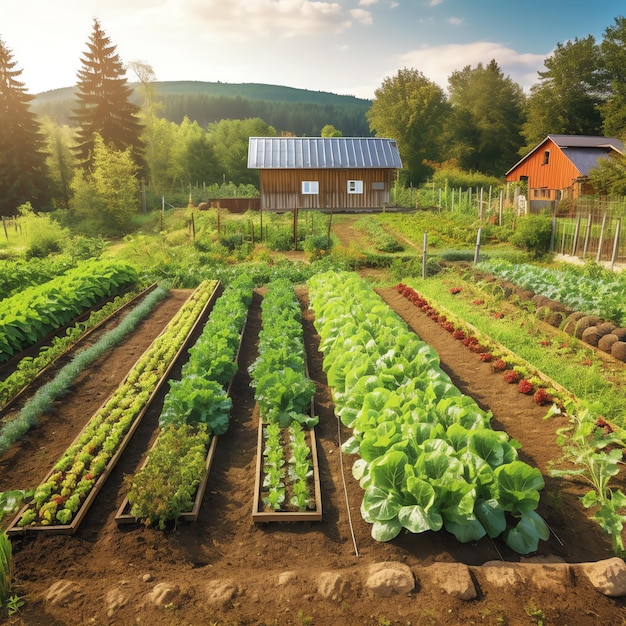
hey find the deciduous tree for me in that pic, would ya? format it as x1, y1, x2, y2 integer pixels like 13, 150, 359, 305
600, 17, 626, 137
367, 68, 449, 185
70, 133, 138, 235
445, 60, 525, 176
520, 37, 606, 152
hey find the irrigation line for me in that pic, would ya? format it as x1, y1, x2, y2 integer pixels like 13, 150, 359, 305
547, 522, 565, 547
488, 536, 504, 561
336, 415, 359, 557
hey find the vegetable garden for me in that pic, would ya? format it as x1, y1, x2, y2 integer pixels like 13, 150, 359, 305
1, 222, 626, 625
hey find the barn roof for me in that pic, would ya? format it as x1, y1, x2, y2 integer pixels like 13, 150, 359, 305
506, 134, 624, 176
247, 137, 402, 169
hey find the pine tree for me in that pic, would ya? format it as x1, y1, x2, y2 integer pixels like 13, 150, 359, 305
72, 19, 144, 170
0, 38, 50, 216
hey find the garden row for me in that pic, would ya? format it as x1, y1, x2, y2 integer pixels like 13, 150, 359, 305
476, 259, 626, 362
393, 279, 626, 555
0, 258, 138, 365
249, 278, 321, 521
307, 271, 549, 554
7, 280, 218, 534
116, 275, 253, 528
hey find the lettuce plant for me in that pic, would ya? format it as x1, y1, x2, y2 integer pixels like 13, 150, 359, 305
308, 271, 549, 554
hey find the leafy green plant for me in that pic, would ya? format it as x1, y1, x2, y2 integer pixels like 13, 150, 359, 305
126, 424, 211, 529
550, 402, 626, 555
308, 270, 549, 553
0, 258, 138, 363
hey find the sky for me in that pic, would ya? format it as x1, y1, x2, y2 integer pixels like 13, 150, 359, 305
2, 0, 624, 100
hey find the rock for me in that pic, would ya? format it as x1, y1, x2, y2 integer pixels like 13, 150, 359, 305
105, 586, 130, 617
580, 558, 626, 597
582, 326, 600, 346
477, 562, 571, 593
317, 571, 351, 600
596, 322, 617, 336
148, 582, 180, 607
364, 562, 415, 597
574, 316, 603, 339
277, 571, 299, 586
197, 202, 210, 211
45, 579, 85, 606
611, 341, 626, 362
562, 311, 586, 335
423, 563, 477, 600
206, 579, 238, 605
598, 333, 619, 353
141, 573, 153, 582
613, 327, 626, 341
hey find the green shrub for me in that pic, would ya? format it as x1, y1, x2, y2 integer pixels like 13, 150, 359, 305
511, 214, 553, 258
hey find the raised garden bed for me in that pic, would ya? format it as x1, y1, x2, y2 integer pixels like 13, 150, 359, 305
5, 281, 219, 535
252, 415, 323, 523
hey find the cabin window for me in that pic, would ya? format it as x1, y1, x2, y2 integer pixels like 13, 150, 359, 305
543, 150, 550, 165
533, 188, 551, 198
302, 181, 319, 195
347, 180, 363, 194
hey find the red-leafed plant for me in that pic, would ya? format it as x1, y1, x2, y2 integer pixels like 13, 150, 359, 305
518, 379, 534, 394
450, 287, 462, 294
452, 329, 466, 340
504, 370, 521, 384
492, 358, 507, 372
480, 353, 493, 362
534, 388, 551, 405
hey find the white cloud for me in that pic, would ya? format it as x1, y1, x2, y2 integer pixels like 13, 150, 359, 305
429, 0, 445, 6
395, 41, 546, 91
351, 8, 373, 25
359, 0, 379, 5
183, 0, 351, 39
447, 16, 462, 26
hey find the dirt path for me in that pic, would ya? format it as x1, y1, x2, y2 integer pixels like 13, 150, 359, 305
1, 284, 625, 625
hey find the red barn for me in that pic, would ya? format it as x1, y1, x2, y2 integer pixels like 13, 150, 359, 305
505, 135, 624, 212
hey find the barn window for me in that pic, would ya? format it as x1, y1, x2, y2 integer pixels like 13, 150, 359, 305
543, 150, 550, 165
302, 181, 319, 194
347, 180, 363, 194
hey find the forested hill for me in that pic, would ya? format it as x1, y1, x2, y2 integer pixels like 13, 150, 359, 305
32, 81, 373, 137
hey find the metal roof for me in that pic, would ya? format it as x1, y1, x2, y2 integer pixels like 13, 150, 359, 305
506, 134, 624, 176
247, 137, 403, 169
548, 135, 624, 151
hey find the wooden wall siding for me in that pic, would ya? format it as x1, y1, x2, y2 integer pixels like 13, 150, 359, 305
259, 168, 392, 210
506, 139, 580, 192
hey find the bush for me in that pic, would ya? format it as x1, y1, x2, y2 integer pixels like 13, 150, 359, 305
511, 214, 553, 258
303, 233, 332, 260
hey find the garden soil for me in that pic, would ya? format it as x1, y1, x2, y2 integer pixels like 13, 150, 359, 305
1, 283, 626, 626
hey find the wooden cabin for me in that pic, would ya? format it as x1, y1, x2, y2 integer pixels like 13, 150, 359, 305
247, 136, 402, 212
505, 135, 624, 213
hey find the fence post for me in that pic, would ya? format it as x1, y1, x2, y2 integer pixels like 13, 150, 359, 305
499, 191, 503, 226
422, 232, 428, 279
571, 214, 581, 257
611, 218, 622, 271
582, 213, 592, 259
474, 227, 482, 265
596, 213, 607, 263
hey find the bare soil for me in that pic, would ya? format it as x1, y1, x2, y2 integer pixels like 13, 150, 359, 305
1, 282, 626, 626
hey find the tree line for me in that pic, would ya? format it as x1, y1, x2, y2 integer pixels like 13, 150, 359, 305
2, 15, 626, 227
33, 91, 371, 138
